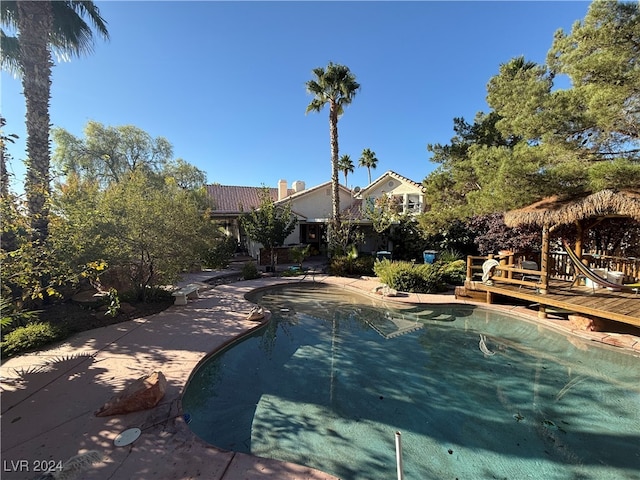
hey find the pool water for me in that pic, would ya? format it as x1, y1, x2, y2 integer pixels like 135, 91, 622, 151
182, 284, 640, 480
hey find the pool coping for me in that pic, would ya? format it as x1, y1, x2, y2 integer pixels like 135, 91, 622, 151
1, 273, 638, 480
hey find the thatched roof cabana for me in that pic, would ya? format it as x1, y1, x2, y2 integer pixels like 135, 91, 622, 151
502, 189, 640, 293
504, 189, 640, 228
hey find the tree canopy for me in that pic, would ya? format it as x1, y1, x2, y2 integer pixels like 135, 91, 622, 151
486, 0, 640, 193
3, 116, 217, 310
359, 148, 378, 185
337, 154, 354, 186
52, 170, 221, 300
422, 0, 640, 234
52, 121, 207, 190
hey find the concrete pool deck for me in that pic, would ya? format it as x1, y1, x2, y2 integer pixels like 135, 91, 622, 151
1, 271, 639, 479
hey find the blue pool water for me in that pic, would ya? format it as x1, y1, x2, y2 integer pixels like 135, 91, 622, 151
182, 284, 640, 480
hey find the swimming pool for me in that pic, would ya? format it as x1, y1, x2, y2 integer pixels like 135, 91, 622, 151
182, 284, 640, 480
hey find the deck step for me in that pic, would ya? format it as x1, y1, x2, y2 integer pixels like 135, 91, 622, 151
454, 286, 487, 302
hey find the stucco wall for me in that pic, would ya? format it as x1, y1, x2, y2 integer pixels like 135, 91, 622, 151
288, 185, 356, 220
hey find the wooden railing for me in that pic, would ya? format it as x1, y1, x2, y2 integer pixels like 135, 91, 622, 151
546, 251, 639, 282
466, 253, 547, 292
582, 253, 640, 280
466, 251, 640, 288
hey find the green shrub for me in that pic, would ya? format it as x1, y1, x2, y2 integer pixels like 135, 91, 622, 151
373, 259, 446, 293
1, 322, 63, 358
290, 244, 311, 266
329, 255, 375, 277
328, 256, 349, 276
202, 236, 238, 269
373, 258, 405, 285
241, 261, 261, 280
437, 249, 463, 264
354, 256, 375, 275
119, 285, 172, 303
437, 259, 466, 285
1, 296, 41, 335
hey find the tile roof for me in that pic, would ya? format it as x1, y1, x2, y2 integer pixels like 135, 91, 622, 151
341, 198, 368, 221
206, 170, 422, 217
206, 185, 293, 214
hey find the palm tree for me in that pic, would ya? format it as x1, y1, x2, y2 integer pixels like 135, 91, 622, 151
1, 0, 109, 242
337, 154, 354, 187
359, 148, 378, 184
306, 62, 360, 243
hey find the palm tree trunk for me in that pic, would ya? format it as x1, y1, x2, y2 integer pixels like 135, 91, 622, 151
329, 102, 340, 241
18, 0, 53, 243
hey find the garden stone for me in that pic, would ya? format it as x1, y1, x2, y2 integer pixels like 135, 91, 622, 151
95, 371, 167, 417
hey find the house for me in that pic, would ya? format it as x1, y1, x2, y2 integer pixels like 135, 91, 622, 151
357, 171, 425, 215
348, 171, 426, 253
206, 170, 426, 260
206, 180, 302, 250
273, 180, 354, 256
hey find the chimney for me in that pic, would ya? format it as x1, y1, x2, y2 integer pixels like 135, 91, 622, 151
292, 180, 305, 193
278, 179, 287, 200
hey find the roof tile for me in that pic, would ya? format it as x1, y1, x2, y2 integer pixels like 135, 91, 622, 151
206, 185, 293, 214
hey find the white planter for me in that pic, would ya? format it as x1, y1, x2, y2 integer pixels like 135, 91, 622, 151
585, 268, 607, 288
607, 271, 625, 285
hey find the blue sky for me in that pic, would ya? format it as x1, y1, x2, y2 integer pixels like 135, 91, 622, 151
2, 1, 591, 193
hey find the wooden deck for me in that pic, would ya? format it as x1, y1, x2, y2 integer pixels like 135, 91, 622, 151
466, 279, 640, 327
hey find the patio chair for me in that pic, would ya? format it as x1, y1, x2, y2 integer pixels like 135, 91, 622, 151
519, 260, 540, 290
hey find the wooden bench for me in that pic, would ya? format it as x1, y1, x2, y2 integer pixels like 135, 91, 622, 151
172, 284, 200, 305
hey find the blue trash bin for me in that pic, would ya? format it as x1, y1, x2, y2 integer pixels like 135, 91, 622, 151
423, 250, 437, 264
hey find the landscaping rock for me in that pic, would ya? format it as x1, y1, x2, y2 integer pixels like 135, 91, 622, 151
568, 314, 606, 332
382, 285, 399, 297
372, 284, 398, 297
71, 289, 107, 307
95, 371, 167, 417
246, 306, 265, 321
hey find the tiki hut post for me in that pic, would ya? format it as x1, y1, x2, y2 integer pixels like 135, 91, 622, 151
539, 224, 550, 295
574, 220, 584, 260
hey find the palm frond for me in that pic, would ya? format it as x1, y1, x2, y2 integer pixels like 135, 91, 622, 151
0, 29, 21, 76
311, 66, 326, 80
67, 1, 109, 37
305, 98, 326, 114
1, 0, 109, 72
306, 62, 360, 108
0, 1, 18, 28
50, 1, 109, 59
